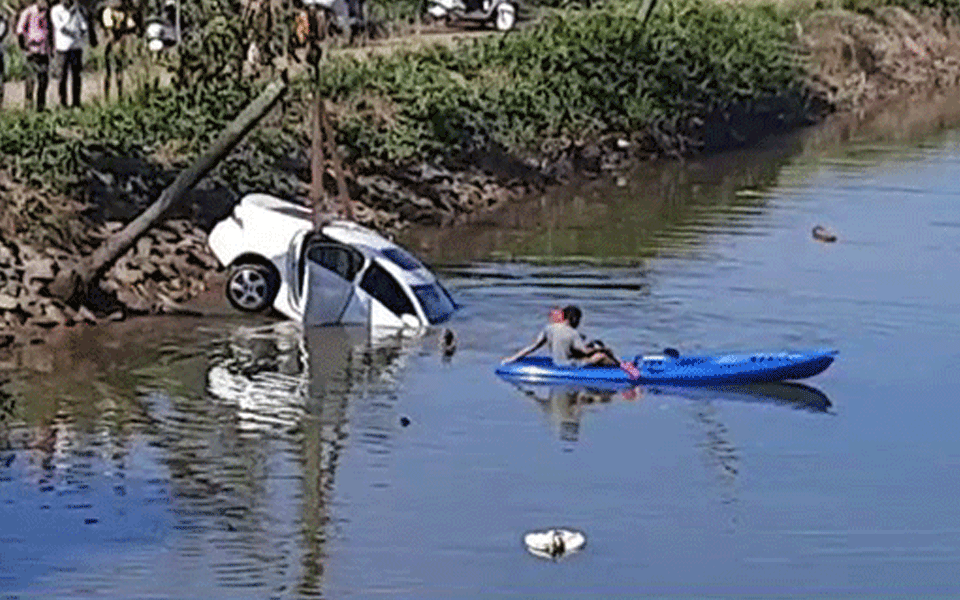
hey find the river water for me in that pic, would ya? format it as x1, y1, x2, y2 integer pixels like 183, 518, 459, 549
3, 90, 960, 599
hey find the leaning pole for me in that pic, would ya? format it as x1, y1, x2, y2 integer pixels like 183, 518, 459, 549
75, 73, 289, 296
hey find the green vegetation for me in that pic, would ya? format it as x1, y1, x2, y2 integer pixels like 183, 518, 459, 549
318, 0, 810, 164
1, 0, 953, 214
0, 0, 816, 208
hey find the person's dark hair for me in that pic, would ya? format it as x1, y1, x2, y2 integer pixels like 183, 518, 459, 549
562, 305, 582, 328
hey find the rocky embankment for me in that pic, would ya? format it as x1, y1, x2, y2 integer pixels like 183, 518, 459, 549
4, 3, 960, 360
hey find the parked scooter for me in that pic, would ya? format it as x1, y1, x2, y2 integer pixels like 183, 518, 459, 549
302, 0, 366, 39
426, 0, 517, 32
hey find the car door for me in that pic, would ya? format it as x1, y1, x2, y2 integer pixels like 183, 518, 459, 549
301, 240, 365, 326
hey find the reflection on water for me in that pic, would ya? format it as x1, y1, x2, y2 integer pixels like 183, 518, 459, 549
503, 380, 832, 444
404, 88, 960, 267
0, 319, 420, 598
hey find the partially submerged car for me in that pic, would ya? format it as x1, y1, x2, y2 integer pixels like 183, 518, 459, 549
207, 194, 457, 328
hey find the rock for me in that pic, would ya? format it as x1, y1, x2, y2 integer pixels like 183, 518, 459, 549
29, 304, 66, 328
156, 261, 180, 280
0, 245, 14, 267
0, 294, 19, 311
76, 305, 99, 325
48, 267, 81, 303
111, 262, 143, 286
156, 295, 201, 316
114, 286, 152, 313
185, 249, 221, 270
22, 257, 56, 283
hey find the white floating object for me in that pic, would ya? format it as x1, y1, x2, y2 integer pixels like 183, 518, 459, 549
523, 528, 586, 560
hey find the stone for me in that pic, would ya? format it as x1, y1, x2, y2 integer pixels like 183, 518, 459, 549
0, 294, 18, 311
111, 262, 143, 286
157, 261, 179, 280
48, 268, 81, 303
22, 257, 56, 283
0, 245, 14, 267
76, 305, 99, 325
135, 238, 154, 257
115, 287, 152, 313
28, 304, 65, 328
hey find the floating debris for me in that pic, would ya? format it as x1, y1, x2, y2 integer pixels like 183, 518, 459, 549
523, 528, 586, 560
439, 328, 457, 359
812, 225, 838, 243
399, 416, 411, 427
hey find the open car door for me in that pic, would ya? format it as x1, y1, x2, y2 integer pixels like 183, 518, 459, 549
302, 238, 366, 326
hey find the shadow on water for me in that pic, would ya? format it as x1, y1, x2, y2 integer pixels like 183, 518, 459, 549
0, 318, 418, 597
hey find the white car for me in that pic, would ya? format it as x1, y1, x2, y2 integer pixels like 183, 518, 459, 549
207, 194, 457, 328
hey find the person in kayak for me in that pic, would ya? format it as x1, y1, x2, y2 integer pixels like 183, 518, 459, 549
502, 305, 619, 367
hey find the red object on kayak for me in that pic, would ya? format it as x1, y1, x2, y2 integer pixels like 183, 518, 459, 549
620, 360, 641, 380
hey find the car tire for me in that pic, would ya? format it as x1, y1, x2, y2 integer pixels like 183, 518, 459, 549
226, 263, 279, 313
494, 2, 515, 31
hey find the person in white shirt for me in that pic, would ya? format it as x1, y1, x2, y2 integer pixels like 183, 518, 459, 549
50, 0, 94, 107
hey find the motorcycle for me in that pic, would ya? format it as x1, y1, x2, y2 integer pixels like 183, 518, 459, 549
426, 0, 518, 32
301, 0, 366, 40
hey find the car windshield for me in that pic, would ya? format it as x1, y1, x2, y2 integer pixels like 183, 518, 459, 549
412, 283, 457, 325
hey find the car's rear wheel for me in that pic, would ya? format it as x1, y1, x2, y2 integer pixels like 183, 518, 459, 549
226, 263, 279, 312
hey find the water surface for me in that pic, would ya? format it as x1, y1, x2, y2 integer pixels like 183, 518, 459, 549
4, 90, 960, 599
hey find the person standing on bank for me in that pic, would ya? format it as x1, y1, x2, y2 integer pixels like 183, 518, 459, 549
15, 0, 52, 110
0, 8, 9, 107
51, 0, 94, 108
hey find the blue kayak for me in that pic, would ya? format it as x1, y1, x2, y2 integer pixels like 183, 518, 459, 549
496, 348, 838, 385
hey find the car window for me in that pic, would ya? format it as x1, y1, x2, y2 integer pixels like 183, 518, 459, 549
411, 283, 456, 325
306, 244, 364, 281
359, 262, 416, 317
381, 247, 424, 271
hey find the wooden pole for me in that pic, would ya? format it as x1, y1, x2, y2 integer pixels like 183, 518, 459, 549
309, 92, 326, 229
320, 99, 353, 221
78, 74, 289, 290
